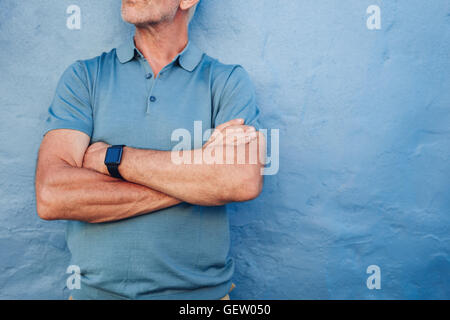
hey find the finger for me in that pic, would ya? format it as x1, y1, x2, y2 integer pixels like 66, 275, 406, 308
215, 118, 244, 132
234, 132, 258, 146
245, 131, 258, 142
209, 121, 241, 142
225, 133, 246, 144
225, 131, 258, 145
224, 125, 255, 135
210, 120, 246, 142
245, 126, 256, 133
223, 127, 256, 140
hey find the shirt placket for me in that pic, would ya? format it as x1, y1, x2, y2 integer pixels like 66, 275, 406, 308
137, 55, 172, 115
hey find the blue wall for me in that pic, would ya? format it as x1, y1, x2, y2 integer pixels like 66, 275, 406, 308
0, 0, 449, 299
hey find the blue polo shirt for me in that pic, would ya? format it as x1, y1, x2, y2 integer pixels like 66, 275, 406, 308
44, 35, 260, 300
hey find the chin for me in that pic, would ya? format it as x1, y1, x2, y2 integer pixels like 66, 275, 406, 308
121, 2, 155, 25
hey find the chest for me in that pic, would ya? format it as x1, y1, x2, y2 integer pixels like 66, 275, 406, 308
91, 65, 213, 150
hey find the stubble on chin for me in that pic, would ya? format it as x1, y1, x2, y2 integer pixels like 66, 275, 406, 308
121, 0, 155, 25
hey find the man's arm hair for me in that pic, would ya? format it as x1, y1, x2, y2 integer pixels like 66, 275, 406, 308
35, 129, 180, 223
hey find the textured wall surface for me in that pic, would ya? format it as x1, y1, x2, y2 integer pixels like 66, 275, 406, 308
0, 0, 449, 299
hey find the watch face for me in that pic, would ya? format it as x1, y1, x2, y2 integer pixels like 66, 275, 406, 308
104, 146, 123, 165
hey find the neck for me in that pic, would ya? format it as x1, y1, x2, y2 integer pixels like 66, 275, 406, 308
134, 11, 189, 76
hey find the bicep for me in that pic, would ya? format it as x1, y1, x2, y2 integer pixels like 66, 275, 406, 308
41, 61, 93, 170
38, 129, 90, 171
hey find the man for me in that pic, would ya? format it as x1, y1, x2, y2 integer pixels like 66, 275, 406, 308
35, 0, 264, 300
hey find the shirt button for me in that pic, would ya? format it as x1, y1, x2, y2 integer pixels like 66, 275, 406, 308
145, 73, 152, 79
149, 96, 156, 102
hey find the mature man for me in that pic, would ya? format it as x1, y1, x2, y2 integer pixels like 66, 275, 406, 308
35, 0, 264, 300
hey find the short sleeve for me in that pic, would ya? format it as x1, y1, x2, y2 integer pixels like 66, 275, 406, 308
213, 66, 261, 130
44, 61, 93, 137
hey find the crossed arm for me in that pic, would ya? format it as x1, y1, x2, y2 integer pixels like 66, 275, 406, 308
35, 119, 265, 223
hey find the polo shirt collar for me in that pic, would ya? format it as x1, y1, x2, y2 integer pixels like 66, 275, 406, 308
116, 35, 136, 64
116, 35, 203, 72
177, 42, 203, 72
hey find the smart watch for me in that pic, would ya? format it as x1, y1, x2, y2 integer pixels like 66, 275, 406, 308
104, 145, 125, 179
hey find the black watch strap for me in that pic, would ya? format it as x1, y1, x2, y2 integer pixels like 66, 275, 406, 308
107, 163, 124, 180
105, 145, 125, 180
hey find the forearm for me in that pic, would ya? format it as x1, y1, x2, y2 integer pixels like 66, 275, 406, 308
118, 137, 264, 206
36, 164, 180, 223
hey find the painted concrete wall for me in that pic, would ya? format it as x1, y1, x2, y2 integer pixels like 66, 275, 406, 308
0, 0, 449, 299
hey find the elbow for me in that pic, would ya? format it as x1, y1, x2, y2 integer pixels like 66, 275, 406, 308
218, 131, 265, 204
35, 184, 59, 221
36, 202, 55, 221
241, 176, 263, 201
232, 168, 263, 202
236, 132, 265, 202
